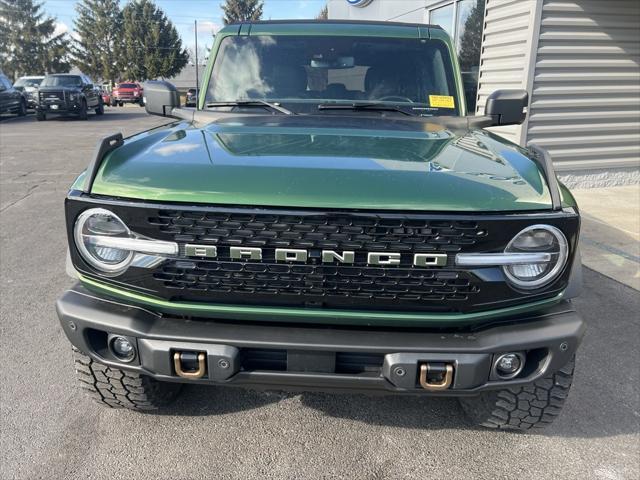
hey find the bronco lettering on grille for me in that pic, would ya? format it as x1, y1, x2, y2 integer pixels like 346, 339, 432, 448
184, 244, 448, 267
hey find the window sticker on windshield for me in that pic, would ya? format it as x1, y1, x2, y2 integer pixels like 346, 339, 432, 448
429, 95, 455, 109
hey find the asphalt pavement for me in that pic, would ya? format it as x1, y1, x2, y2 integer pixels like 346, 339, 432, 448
1, 108, 638, 480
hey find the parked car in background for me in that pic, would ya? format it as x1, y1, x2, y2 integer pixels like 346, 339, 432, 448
185, 88, 198, 107
0, 73, 27, 116
100, 85, 112, 106
111, 82, 144, 106
14, 75, 44, 109
36, 73, 103, 121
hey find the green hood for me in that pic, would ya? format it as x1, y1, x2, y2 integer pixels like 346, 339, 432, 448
89, 115, 552, 212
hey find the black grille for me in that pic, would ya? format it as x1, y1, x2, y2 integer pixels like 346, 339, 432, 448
154, 261, 478, 303
148, 210, 485, 253
66, 199, 579, 314
40, 91, 65, 102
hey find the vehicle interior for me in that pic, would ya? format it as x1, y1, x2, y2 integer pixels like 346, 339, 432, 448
206, 35, 459, 115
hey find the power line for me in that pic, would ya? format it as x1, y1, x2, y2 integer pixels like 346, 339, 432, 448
385, 6, 426, 22
1, 8, 218, 25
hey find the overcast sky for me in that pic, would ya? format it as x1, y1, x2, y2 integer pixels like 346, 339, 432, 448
46, 0, 327, 51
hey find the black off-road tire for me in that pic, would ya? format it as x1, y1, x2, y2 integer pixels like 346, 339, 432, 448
95, 98, 104, 115
36, 111, 46, 121
78, 100, 88, 120
18, 99, 27, 116
72, 347, 182, 411
459, 358, 575, 430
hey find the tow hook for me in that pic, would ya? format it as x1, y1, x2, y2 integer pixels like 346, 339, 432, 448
419, 363, 454, 391
173, 351, 206, 379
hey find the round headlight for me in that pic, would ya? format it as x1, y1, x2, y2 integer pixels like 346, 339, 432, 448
503, 224, 568, 289
74, 208, 134, 274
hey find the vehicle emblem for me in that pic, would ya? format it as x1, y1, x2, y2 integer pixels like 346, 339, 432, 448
184, 245, 447, 267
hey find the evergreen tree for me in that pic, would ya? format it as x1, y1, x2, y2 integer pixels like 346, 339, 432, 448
121, 0, 188, 80
0, 0, 70, 80
316, 5, 328, 20
221, 0, 263, 25
458, 0, 485, 72
72, 0, 124, 84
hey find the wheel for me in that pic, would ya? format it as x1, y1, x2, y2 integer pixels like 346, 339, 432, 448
18, 99, 27, 116
72, 347, 182, 411
139, 98, 145, 107
78, 100, 88, 120
36, 111, 46, 121
459, 357, 575, 430
119, 102, 123, 107
110, 100, 116, 107
95, 99, 104, 115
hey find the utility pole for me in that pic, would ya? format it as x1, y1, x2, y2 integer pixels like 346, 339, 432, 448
194, 20, 199, 110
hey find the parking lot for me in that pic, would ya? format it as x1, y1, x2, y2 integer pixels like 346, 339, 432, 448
1, 108, 638, 480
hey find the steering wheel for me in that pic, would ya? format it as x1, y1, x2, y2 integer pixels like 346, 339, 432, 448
377, 95, 414, 103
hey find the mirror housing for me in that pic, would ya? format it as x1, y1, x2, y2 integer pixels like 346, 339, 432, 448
485, 89, 528, 126
144, 80, 180, 117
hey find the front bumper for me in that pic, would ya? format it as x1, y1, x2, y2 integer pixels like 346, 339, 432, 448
114, 96, 141, 103
26, 97, 38, 109
37, 103, 82, 114
57, 284, 584, 395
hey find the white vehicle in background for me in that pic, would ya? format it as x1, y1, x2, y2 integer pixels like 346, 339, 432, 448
14, 75, 45, 109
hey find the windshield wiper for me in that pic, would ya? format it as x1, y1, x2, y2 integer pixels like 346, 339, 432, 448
317, 102, 417, 116
206, 100, 295, 115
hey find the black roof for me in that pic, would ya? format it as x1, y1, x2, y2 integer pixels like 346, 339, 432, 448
227, 19, 443, 30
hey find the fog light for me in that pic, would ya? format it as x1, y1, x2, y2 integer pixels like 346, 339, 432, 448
494, 352, 524, 379
111, 336, 136, 362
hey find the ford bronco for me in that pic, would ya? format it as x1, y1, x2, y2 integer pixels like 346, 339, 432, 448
57, 20, 584, 430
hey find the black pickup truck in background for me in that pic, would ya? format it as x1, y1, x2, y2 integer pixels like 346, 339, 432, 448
36, 74, 104, 121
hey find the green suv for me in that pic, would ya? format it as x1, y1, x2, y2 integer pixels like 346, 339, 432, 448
57, 21, 583, 430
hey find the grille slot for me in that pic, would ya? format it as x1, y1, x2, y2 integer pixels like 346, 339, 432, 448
149, 211, 484, 253
241, 349, 287, 371
154, 261, 478, 303
239, 349, 384, 375
335, 352, 384, 374
147, 210, 485, 308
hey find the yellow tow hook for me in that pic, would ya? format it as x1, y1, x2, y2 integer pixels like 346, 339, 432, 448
419, 363, 454, 391
173, 352, 207, 379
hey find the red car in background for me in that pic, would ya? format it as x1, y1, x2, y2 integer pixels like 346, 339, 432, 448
111, 82, 144, 106
100, 85, 112, 106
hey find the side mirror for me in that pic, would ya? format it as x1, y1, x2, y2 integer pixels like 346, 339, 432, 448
144, 80, 180, 117
485, 89, 528, 126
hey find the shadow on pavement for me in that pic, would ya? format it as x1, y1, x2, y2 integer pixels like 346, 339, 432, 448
159, 384, 285, 416
0, 108, 151, 123
0, 113, 36, 123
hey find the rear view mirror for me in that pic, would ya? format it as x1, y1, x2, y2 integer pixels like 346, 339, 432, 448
310, 56, 355, 69
144, 80, 180, 117
485, 89, 528, 126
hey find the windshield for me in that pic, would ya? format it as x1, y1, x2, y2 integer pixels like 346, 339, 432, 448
118, 83, 137, 89
15, 78, 43, 88
41, 76, 82, 87
206, 35, 460, 116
